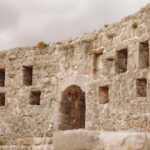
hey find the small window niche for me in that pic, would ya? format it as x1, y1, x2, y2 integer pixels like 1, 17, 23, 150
30, 91, 41, 105
23, 66, 33, 86
136, 78, 147, 97
99, 86, 109, 104
93, 53, 102, 73
0, 93, 5, 106
0, 68, 5, 87
139, 41, 149, 69
115, 48, 128, 74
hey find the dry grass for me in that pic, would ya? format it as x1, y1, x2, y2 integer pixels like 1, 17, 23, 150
0, 138, 5, 145
132, 23, 138, 29
36, 41, 48, 49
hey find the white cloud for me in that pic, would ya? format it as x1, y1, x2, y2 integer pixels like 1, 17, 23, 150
0, 0, 20, 31
0, 0, 149, 50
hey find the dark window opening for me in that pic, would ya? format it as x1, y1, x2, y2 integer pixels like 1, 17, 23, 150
30, 91, 41, 105
139, 41, 149, 69
136, 78, 147, 97
115, 48, 128, 74
0, 93, 5, 106
23, 66, 33, 86
99, 86, 109, 104
0, 69, 5, 87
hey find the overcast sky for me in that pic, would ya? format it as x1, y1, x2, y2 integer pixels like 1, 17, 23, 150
0, 0, 149, 50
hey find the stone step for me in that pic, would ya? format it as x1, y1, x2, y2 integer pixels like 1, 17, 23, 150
0, 146, 28, 150
53, 129, 150, 150
0, 144, 53, 150
15, 137, 53, 146
31, 144, 53, 150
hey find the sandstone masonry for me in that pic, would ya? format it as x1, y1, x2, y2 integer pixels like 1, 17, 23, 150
0, 4, 150, 148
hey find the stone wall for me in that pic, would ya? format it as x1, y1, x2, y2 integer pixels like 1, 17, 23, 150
53, 130, 150, 150
0, 3, 150, 143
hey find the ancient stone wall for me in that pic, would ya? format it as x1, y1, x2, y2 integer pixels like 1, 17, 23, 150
0, 4, 150, 143
53, 130, 150, 150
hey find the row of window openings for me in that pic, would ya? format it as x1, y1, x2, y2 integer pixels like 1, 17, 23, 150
94, 41, 149, 74
0, 41, 149, 87
99, 78, 147, 104
0, 91, 41, 106
0, 41, 149, 105
0, 78, 147, 106
0, 66, 33, 87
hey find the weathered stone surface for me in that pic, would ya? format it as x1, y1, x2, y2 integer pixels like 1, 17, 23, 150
53, 130, 150, 150
0, 145, 53, 150
0, 3, 149, 148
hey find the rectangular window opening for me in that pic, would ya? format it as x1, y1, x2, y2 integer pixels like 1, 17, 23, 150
30, 91, 41, 105
115, 48, 128, 74
99, 86, 109, 104
0, 93, 5, 106
0, 68, 5, 87
136, 78, 147, 97
23, 66, 33, 86
139, 41, 149, 69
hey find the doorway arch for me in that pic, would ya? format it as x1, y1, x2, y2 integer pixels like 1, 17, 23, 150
59, 85, 85, 130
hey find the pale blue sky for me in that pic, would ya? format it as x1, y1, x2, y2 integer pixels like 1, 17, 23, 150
0, 0, 149, 50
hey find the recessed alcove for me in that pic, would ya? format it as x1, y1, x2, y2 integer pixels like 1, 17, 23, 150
115, 48, 128, 74
99, 86, 109, 104
93, 53, 102, 73
59, 85, 85, 130
0, 68, 5, 87
30, 91, 41, 105
138, 41, 149, 69
23, 66, 33, 86
136, 78, 147, 97
0, 93, 5, 106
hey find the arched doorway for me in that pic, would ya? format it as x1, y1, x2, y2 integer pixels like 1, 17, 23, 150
59, 85, 85, 130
